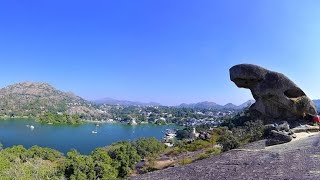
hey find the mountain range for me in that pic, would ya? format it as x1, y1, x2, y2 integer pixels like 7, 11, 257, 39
95, 98, 320, 111
94, 97, 256, 110
94, 97, 162, 106
178, 100, 255, 110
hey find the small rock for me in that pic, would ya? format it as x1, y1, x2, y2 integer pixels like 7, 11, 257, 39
266, 130, 293, 146
276, 121, 290, 131
291, 134, 297, 138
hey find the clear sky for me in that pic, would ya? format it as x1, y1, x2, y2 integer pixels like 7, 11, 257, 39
0, 0, 320, 106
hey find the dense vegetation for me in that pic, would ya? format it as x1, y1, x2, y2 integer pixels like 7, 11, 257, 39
175, 108, 266, 152
217, 110, 266, 152
39, 112, 81, 124
0, 137, 167, 179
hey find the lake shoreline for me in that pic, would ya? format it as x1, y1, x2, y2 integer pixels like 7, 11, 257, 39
0, 119, 177, 154
0, 117, 178, 127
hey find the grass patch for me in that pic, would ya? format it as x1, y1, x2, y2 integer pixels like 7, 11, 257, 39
196, 153, 210, 161
178, 140, 212, 152
205, 147, 222, 155
179, 158, 193, 165
196, 147, 222, 161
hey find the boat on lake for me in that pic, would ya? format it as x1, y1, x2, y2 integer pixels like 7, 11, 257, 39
92, 126, 98, 134
26, 125, 35, 130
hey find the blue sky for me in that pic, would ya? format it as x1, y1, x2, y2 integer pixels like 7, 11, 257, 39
0, 0, 320, 105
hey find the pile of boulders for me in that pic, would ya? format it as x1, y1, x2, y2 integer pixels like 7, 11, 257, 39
198, 131, 212, 141
265, 121, 295, 146
265, 121, 320, 146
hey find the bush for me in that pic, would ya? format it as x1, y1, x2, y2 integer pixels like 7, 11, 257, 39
176, 127, 193, 140
218, 131, 240, 152
244, 120, 265, 142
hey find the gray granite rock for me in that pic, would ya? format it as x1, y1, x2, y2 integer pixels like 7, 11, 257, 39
230, 64, 317, 124
132, 134, 320, 180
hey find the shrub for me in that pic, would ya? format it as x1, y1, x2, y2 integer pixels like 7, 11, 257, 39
244, 120, 265, 142
218, 131, 240, 152
176, 127, 193, 140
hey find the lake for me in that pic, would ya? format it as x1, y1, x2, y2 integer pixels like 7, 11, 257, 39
0, 119, 177, 154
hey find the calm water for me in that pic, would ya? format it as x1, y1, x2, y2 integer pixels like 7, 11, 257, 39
0, 119, 176, 154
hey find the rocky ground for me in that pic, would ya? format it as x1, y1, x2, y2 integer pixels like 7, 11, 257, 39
132, 132, 320, 180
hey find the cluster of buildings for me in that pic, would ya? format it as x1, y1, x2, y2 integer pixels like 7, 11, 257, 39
95, 104, 240, 127
163, 129, 177, 147
180, 118, 222, 127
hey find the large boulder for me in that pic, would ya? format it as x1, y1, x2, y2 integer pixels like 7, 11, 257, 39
230, 64, 317, 124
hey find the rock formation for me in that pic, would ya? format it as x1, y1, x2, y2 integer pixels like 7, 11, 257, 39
230, 64, 317, 124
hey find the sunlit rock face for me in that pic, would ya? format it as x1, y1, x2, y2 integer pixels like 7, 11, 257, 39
230, 64, 317, 123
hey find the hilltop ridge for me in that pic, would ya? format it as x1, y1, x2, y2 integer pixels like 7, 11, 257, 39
0, 82, 108, 119
178, 100, 255, 110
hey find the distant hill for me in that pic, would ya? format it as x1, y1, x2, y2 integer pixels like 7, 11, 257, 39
313, 100, 320, 111
238, 100, 255, 109
179, 101, 222, 109
0, 82, 107, 119
178, 100, 255, 110
94, 97, 162, 106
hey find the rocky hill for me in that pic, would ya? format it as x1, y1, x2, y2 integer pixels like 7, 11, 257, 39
0, 82, 108, 119
132, 132, 320, 180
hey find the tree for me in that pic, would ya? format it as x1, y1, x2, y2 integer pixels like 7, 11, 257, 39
176, 127, 193, 140
134, 138, 166, 158
64, 149, 95, 180
218, 130, 240, 152
91, 148, 118, 180
107, 142, 141, 178
27, 146, 64, 161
